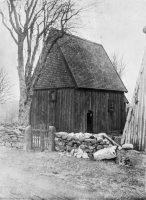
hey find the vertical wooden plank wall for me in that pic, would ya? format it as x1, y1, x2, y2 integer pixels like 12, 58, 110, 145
74, 90, 91, 133
30, 89, 125, 134
30, 89, 74, 131
108, 91, 124, 133
75, 89, 124, 133
55, 89, 74, 132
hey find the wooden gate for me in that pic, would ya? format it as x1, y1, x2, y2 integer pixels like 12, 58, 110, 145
31, 124, 50, 151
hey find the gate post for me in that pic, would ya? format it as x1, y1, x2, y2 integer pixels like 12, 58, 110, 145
40, 124, 44, 152
23, 125, 32, 151
48, 126, 56, 151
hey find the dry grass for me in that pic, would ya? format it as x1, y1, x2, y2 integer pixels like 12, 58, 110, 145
0, 147, 145, 199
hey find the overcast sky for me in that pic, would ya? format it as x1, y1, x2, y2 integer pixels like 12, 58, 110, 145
0, 0, 146, 102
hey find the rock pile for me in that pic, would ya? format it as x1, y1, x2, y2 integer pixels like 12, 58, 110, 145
0, 124, 25, 149
116, 149, 146, 168
55, 132, 113, 158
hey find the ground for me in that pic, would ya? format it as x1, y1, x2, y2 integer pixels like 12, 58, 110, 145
0, 146, 145, 200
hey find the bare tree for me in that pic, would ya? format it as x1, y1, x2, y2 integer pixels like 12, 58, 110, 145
0, 0, 83, 125
0, 67, 12, 104
111, 52, 126, 78
4, 105, 18, 124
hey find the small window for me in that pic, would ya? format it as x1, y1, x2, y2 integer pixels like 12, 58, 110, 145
108, 100, 115, 112
49, 90, 57, 102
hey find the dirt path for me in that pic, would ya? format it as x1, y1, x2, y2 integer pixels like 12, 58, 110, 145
0, 166, 89, 199
0, 146, 145, 200
0, 147, 102, 200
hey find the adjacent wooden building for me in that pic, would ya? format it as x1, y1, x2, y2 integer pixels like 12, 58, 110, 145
30, 31, 127, 134
122, 48, 146, 150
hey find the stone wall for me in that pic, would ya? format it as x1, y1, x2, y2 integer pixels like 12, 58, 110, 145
0, 125, 25, 149
55, 132, 113, 158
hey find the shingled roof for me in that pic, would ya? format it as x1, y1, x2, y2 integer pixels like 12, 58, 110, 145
35, 32, 127, 92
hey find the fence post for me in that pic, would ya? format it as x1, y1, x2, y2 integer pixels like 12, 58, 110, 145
48, 126, 56, 151
23, 125, 32, 151
40, 124, 44, 152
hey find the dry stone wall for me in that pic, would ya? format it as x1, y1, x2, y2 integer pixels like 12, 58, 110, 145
0, 125, 25, 149
55, 132, 113, 158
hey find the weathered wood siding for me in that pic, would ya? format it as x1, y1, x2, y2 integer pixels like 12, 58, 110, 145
122, 49, 146, 151
30, 89, 125, 133
30, 89, 74, 132
74, 89, 124, 133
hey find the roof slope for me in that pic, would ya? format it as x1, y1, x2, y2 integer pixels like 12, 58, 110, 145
59, 34, 127, 91
36, 43, 74, 89
121, 48, 146, 151
36, 32, 127, 92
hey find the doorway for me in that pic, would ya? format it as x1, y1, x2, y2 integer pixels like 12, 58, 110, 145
87, 110, 93, 133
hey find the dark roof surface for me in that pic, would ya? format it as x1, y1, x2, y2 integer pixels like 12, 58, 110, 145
35, 32, 127, 92
36, 43, 74, 89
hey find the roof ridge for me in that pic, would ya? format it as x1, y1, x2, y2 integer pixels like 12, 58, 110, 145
49, 28, 102, 46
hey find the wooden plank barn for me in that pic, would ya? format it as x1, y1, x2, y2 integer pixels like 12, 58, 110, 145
122, 48, 146, 151
30, 31, 128, 134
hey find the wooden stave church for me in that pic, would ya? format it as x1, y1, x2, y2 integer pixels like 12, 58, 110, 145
30, 31, 127, 134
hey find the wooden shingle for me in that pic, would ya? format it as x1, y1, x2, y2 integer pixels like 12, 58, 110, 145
35, 31, 127, 92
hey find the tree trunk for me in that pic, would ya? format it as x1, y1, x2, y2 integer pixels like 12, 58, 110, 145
19, 99, 32, 126
17, 39, 31, 126
17, 30, 64, 125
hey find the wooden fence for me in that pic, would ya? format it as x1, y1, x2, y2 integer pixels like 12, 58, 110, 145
30, 124, 55, 151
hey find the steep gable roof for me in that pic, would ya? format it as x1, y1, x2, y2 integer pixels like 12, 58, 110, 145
35, 32, 127, 92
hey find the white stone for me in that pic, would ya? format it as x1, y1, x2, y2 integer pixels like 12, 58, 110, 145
122, 143, 134, 150
82, 152, 89, 159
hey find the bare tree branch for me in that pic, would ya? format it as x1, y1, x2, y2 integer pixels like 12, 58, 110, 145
9, 0, 21, 33
0, 10, 18, 44
0, 67, 13, 104
111, 52, 127, 78
0, 0, 86, 124
28, 0, 38, 24
7, 0, 18, 34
